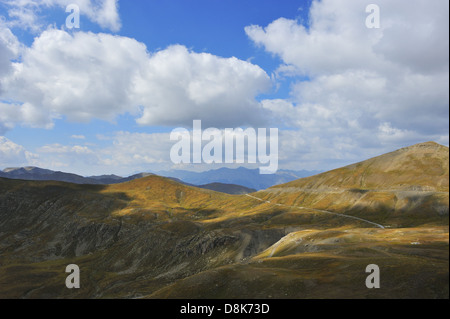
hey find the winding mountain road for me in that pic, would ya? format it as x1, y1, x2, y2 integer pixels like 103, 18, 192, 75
245, 194, 385, 229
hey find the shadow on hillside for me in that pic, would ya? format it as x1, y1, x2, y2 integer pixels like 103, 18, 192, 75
0, 178, 133, 222
345, 194, 449, 227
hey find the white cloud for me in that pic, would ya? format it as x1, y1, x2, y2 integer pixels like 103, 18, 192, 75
247, 0, 449, 162
1, 29, 271, 130
1, 0, 448, 175
0, 136, 37, 167
34, 142, 101, 172
1, 0, 121, 32
24, 128, 278, 176
100, 131, 171, 168
25, 131, 174, 175
3, 29, 149, 125
0, 23, 20, 93
1, 24, 55, 133
0, 102, 54, 134
38, 143, 94, 155
134, 45, 271, 128
246, 0, 449, 77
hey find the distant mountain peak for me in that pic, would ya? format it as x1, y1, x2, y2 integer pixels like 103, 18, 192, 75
3, 166, 55, 175
3, 167, 29, 173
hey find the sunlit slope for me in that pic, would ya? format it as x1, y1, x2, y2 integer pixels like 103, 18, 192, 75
278, 142, 448, 191
0, 176, 294, 298
149, 226, 449, 299
0, 142, 448, 299
104, 174, 232, 217
255, 142, 449, 227
101, 175, 284, 224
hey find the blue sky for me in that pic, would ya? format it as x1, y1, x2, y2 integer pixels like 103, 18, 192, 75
0, 0, 448, 176
1, 0, 309, 154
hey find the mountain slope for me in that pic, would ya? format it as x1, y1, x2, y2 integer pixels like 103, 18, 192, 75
144, 143, 449, 299
279, 142, 448, 191
165, 177, 256, 194
255, 142, 449, 227
197, 183, 256, 195
0, 142, 448, 299
0, 175, 288, 298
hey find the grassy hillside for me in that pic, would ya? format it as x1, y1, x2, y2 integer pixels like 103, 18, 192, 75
0, 142, 448, 299
278, 142, 449, 191
255, 142, 449, 228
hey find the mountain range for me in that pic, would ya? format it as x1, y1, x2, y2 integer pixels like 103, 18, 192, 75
0, 142, 448, 299
0, 167, 152, 185
157, 167, 321, 190
0, 167, 258, 195
0, 166, 318, 194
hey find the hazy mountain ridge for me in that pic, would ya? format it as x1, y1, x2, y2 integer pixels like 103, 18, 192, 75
0, 167, 257, 194
157, 167, 321, 190
0, 142, 448, 299
0, 167, 101, 185
0, 166, 149, 185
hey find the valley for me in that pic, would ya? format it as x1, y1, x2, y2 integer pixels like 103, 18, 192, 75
0, 142, 448, 299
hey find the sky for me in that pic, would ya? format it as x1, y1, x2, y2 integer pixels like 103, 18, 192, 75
0, 0, 448, 176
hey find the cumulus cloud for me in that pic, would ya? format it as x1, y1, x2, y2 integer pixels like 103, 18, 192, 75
2, 0, 448, 175
0, 136, 37, 167
0, 102, 54, 134
38, 143, 94, 155
34, 142, 101, 171
247, 0, 449, 161
3, 29, 149, 125
1, 24, 55, 133
26, 131, 174, 175
0, 29, 271, 130
1, 0, 121, 32
0, 23, 20, 93
100, 131, 171, 167
246, 0, 449, 77
133, 45, 271, 128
